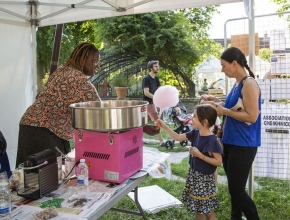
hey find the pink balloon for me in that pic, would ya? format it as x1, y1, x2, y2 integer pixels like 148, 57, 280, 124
153, 86, 179, 113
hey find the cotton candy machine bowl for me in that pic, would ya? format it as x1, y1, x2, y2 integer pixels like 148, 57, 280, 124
70, 100, 148, 132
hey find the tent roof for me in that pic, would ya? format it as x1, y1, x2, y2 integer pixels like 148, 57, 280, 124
0, 0, 243, 169
0, 0, 242, 27
195, 55, 221, 73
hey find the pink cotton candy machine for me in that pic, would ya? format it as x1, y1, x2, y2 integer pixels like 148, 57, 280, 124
70, 100, 148, 183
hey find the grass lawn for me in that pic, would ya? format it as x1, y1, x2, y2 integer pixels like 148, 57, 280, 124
100, 125, 290, 220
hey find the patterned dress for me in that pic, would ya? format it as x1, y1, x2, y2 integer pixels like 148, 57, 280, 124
182, 167, 219, 214
16, 66, 100, 167
182, 129, 223, 214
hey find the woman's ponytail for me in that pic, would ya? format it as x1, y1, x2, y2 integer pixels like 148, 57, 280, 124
244, 63, 255, 79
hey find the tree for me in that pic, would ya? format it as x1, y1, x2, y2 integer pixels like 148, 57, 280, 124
37, 7, 222, 96
37, 20, 101, 88
271, 0, 290, 12
271, 0, 290, 24
258, 48, 273, 62
96, 7, 221, 96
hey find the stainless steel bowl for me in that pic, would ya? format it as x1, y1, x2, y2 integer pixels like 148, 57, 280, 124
70, 100, 148, 132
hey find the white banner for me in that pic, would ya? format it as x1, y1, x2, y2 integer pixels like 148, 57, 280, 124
243, 0, 252, 20
254, 102, 290, 180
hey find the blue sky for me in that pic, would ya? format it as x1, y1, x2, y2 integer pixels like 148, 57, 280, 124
209, 0, 280, 39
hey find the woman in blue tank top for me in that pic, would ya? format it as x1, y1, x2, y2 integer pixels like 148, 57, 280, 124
202, 47, 261, 220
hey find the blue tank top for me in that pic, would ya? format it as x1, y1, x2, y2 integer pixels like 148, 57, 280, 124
222, 78, 261, 147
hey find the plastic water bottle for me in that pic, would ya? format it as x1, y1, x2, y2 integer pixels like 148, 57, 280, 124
76, 159, 89, 189
0, 180, 11, 219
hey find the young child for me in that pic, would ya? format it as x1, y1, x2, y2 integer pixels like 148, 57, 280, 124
173, 107, 192, 125
198, 97, 222, 185
156, 104, 223, 220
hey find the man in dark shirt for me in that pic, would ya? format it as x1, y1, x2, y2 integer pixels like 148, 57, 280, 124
142, 60, 166, 146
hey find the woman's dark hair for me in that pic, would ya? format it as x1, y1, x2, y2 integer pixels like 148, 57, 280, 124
147, 60, 159, 71
195, 104, 217, 128
63, 42, 99, 73
220, 47, 255, 79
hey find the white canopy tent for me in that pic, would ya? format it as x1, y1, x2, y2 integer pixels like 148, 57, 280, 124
195, 54, 271, 93
0, 0, 242, 168
195, 55, 225, 92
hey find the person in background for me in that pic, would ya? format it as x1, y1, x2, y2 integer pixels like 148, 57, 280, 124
16, 42, 101, 167
142, 60, 166, 146
174, 107, 192, 125
201, 78, 208, 91
0, 130, 12, 178
156, 104, 223, 220
203, 47, 261, 220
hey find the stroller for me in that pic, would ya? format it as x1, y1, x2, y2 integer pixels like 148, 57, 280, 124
164, 101, 192, 149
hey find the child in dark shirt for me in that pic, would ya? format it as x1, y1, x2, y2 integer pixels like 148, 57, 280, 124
156, 104, 223, 220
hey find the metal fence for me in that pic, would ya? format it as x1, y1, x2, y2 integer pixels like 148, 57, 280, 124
225, 11, 290, 195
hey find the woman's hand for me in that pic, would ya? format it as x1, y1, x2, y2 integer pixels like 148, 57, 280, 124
201, 94, 221, 103
214, 103, 227, 116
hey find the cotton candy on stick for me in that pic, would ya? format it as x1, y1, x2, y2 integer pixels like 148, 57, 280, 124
153, 85, 179, 117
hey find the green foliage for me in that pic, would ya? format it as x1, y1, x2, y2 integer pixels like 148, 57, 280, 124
41, 72, 50, 87
217, 165, 226, 176
109, 72, 133, 87
37, 7, 224, 96
37, 26, 56, 85
271, 0, 290, 12
271, 0, 290, 28
100, 164, 290, 219
177, 7, 220, 39
280, 74, 290, 78
97, 12, 200, 66
258, 48, 273, 62
171, 158, 189, 178
96, 8, 221, 96
37, 21, 101, 88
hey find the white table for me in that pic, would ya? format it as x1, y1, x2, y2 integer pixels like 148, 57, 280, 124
87, 174, 148, 220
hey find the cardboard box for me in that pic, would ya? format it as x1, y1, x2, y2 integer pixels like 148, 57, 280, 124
231, 33, 259, 56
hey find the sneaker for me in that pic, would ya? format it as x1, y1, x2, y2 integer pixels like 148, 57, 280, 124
160, 142, 167, 147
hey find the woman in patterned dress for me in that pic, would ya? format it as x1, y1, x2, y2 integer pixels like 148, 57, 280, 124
156, 104, 223, 220
16, 42, 101, 167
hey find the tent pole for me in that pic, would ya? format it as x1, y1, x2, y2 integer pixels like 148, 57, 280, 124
31, 3, 38, 100
223, 21, 228, 95
248, 0, 255, 199
50, 24, 63, 75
